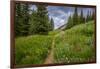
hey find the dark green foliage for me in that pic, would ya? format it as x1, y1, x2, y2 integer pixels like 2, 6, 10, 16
91, 11, 95, 20
29, 11, 37, 34
66, 7, 79, 29
86, 10, 94, 22
35, 5, 49, 34
66, 7, 94, 29
80, 10, 85, 23
22, 4, 30, 35
73, 7, 78, 25
86, 10, 91, 22
15, 3, 54, 36
66, 16, 73, 29
36, 5, 49, 34
15, 3, 30, 36
49, 18, 54, 31
15, 3, 22, 36
51, 18, 54, 30
29, 5, 51, 35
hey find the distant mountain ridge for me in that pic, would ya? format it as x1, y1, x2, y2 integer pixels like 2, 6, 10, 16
57, 24, 66, 30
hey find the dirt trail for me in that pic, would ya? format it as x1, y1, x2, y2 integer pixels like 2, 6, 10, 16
44, 36, 55, 64
55, 31, 65, 37
44, 31, 65, 64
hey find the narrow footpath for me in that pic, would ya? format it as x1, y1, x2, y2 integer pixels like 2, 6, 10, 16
44, 31, 65, 64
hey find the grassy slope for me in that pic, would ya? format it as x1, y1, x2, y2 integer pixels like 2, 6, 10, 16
15, 35, 53, 65
15, 21, 95, 65
54, 21, 95, 63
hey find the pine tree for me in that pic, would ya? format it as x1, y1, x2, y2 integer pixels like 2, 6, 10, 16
29, 5, 50, 35
22, 4, 30, 35
89, 11, 93, 21
15, 3, 30, 36
73, 7, 78, 25
66, 15, 73, 29
86, 10, 91, 22
49, 18, 54, 31
80, 9, 85, 23
36, 5, 49, 34
15, 3, 23, 36
91, 11, 95, 20
29, 10, 38, 34
66, 7, 78, 29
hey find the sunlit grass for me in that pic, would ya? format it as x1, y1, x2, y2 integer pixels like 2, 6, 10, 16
15, 35, 53, 65
54, 21, 95, 63
15, 21, 95, 65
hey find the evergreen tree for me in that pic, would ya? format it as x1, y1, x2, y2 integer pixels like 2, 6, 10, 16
73, 7, 78, 25
15, 3, 30, 36
29, 10, 38, 34
36, 5, 49, 34
22, 4, 30, 35
89, 11, 93, 21
91, 11, 95, 20
66, 7, 78, 29
66, 15, 73, 29
49, 18, 54, 31
15, 3, 23, 36
86, 10, 91, 22
29, 5, 50, 35
80, 9, 85, 23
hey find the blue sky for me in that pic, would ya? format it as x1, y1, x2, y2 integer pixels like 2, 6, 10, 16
47, 6, 74, 29
29, 5, 94, 29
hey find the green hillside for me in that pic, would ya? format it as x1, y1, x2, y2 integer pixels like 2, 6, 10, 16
15, 21, 95, 65
54, 21, 95, 63
15, 35, 53, 65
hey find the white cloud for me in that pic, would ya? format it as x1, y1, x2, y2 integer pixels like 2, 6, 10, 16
52, 11, 74, 29
52, 16, 66, 29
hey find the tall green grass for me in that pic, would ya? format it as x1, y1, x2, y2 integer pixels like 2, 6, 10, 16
15, 35, 52, 65
54, 21, 95, 63
48, 30, 61, 35
15, 21, 95, 65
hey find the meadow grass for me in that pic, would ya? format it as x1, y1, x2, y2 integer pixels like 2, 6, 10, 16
54, 21, 95, 63
15, 35, 53, 65
15, 21, 95, 65
48, 30, 61, 35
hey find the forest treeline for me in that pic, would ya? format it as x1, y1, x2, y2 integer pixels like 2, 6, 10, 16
15, 3, 95, 36
15, 3, 54, 36
66, 7, 95, 29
